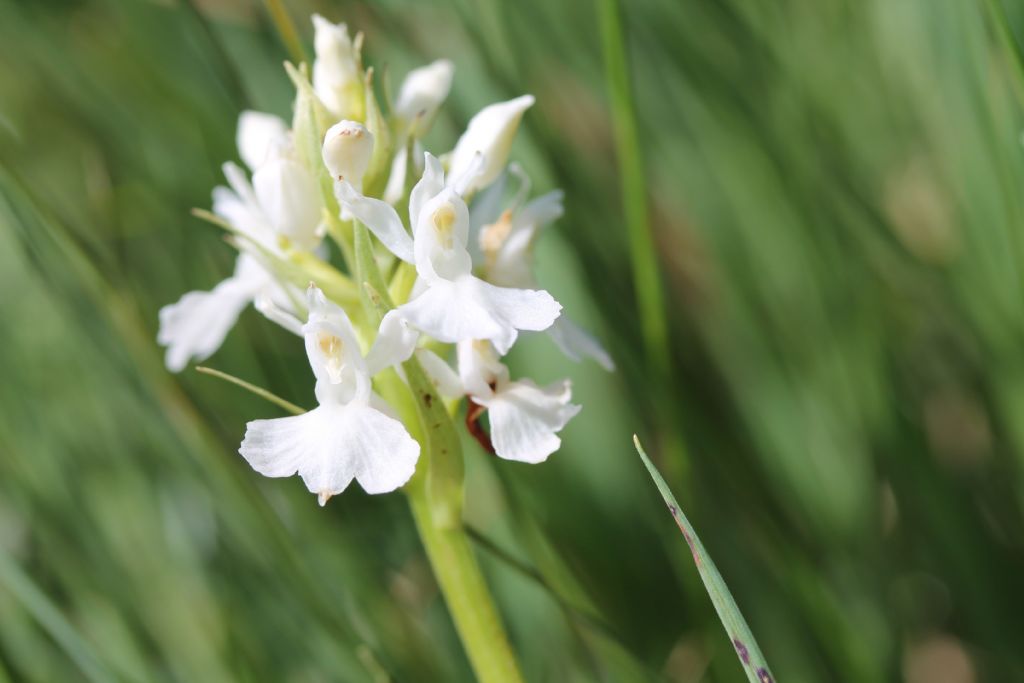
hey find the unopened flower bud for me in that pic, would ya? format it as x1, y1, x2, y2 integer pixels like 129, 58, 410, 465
449, 95, 534, 195
395, 59, 454, 139
322, 120, 374, 189
252, 156, 322, 251
312, 15, 363, 120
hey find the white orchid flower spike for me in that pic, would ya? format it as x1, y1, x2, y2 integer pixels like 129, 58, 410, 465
239, 285, 420, 505
477, 178, 615, 371
158, 110, 320, 371
420, 340, 580, 463
334, 150, 561, 368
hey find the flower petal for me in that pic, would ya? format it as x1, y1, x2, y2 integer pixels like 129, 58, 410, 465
516, 190, 564, 232
467, 170, 508, 262
322, 120, 374, 188
214, 163, 276, 246
303, 285, 370, 401
252, 157, 323, 251
412, 187, 474, 282
382, 144, 410, 205
395, 59, 454, 138
394, 275, 560, 354
335, 180, 415, 263
485, 190, 564, 288
456, 339, 506, 399
409, 152, 445, 227
547, 317, 615, 371
465, 277, 561, 354
237, 111, 289, 172
157, 256, 268, 372
254, 291, 304, 336
484, 379, 580, 463
347, 405, 421, 494
365, 309, 421, 374
449, 95, 535, 195
312, 15, 360, 119
394, 278, 504, 345
239, 403, 419, 501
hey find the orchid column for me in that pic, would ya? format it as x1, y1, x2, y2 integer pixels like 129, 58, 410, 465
157, 14, 611, 682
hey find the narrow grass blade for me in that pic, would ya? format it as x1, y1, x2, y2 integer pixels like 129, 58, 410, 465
982, 0, 1024, 111
195, 366, 305, 415
180, 0, 248, 109
597, 0, 670, 378
263, 0, 307, 66
634, 436, 776, 683
0, 552, 115, 683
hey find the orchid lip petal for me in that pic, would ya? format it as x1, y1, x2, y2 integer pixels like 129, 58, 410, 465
239, 403, 420, 500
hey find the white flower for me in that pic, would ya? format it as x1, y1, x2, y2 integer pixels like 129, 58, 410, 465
334, 152, 561, 367
218, 111, 323, 252
420, 341, 580, 463
476, 179, 614, 370
239, 286, 420, 505
322, 120, 374, 191
394, 59, 454, 139
479, 190, 563, 288
158, 111, 317, 371
312, 15, 362, 120
448, 95, 534, 195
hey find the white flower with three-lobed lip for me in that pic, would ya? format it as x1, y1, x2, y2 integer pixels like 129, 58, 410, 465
239, 285, 420, 506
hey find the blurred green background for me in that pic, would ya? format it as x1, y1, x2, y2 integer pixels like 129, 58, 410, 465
3, 0, 1024, 680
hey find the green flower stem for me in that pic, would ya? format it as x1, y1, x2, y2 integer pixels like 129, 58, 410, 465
352, 221, 524, 683
406, 483, 525, 683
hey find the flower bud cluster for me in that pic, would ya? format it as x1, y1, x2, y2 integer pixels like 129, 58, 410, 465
158, 15, 612, 505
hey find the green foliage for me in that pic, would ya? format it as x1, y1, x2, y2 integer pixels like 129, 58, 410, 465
3, 0, 1024, 681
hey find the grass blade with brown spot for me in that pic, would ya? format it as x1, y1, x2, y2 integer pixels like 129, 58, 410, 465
634, 436, 776, 683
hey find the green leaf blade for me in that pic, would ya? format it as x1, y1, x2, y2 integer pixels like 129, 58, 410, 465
634, 436, 775, 683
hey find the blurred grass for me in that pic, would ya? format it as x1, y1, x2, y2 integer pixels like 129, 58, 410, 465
2, 0, 1024, 681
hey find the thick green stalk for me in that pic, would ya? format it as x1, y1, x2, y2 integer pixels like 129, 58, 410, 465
352, 221, 524, 683
406, 484, 525, 683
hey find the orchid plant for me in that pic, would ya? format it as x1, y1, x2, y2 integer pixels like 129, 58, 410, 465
158, 14, 610, 683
